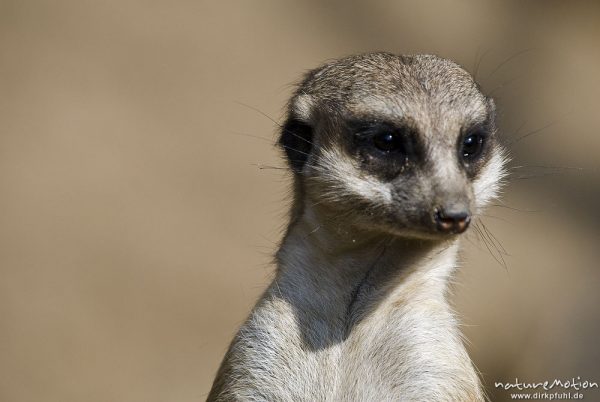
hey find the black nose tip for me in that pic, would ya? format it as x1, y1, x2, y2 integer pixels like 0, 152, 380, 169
434, 207, 471, 234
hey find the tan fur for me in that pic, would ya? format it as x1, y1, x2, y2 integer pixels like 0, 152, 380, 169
208, 53, 506, 401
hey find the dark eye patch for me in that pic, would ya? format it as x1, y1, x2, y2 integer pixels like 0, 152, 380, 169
352, 121, 417, 155
348, 119, 421, 180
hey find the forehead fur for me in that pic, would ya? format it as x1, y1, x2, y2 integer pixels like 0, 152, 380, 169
292, 53, 489, 134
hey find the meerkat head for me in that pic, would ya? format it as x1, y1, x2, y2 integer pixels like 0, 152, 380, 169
279, 53, 507, 240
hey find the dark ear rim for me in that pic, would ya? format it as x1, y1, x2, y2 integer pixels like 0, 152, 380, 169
278, 118, 314, 172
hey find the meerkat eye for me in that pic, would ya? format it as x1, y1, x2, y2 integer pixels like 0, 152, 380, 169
461, 132, 485, 160
373, 132, 405, 153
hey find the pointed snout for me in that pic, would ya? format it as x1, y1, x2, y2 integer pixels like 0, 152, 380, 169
434, 204, 471, 234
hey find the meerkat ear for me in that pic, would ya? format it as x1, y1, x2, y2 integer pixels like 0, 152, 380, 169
279, 94, 314, 172
279, 117, 313, 172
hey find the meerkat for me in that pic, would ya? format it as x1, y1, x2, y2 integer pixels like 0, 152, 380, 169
208, 53, 507, 402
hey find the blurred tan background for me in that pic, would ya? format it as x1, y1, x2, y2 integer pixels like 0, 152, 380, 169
1, 1, 599, 401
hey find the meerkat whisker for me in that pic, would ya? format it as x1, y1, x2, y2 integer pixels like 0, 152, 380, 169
478, 213, 513, 225
473, 222, 507, 271
471, 46, 491, 82
251, 163, 287, 170
478, 220, 509, 256
489, 203, 539, 213
487, 74, 529, 97
486, 48, 537, 79
235, 100, 316, 146
508, 120, 558, 145
511, 119, 528, 138
229, 131, 273, 143
509, 165, 585, 171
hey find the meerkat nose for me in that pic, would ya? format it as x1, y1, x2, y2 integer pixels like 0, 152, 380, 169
434, 205, 471, 234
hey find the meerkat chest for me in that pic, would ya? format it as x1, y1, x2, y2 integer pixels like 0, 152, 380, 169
229, 299, 343, 401
336, 307, 484, 401
235, 296, 481, 401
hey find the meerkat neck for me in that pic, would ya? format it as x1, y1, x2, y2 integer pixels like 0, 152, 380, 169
274, 206, 460, 345
209, 207, 484, 401
266, 208, 483, 400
